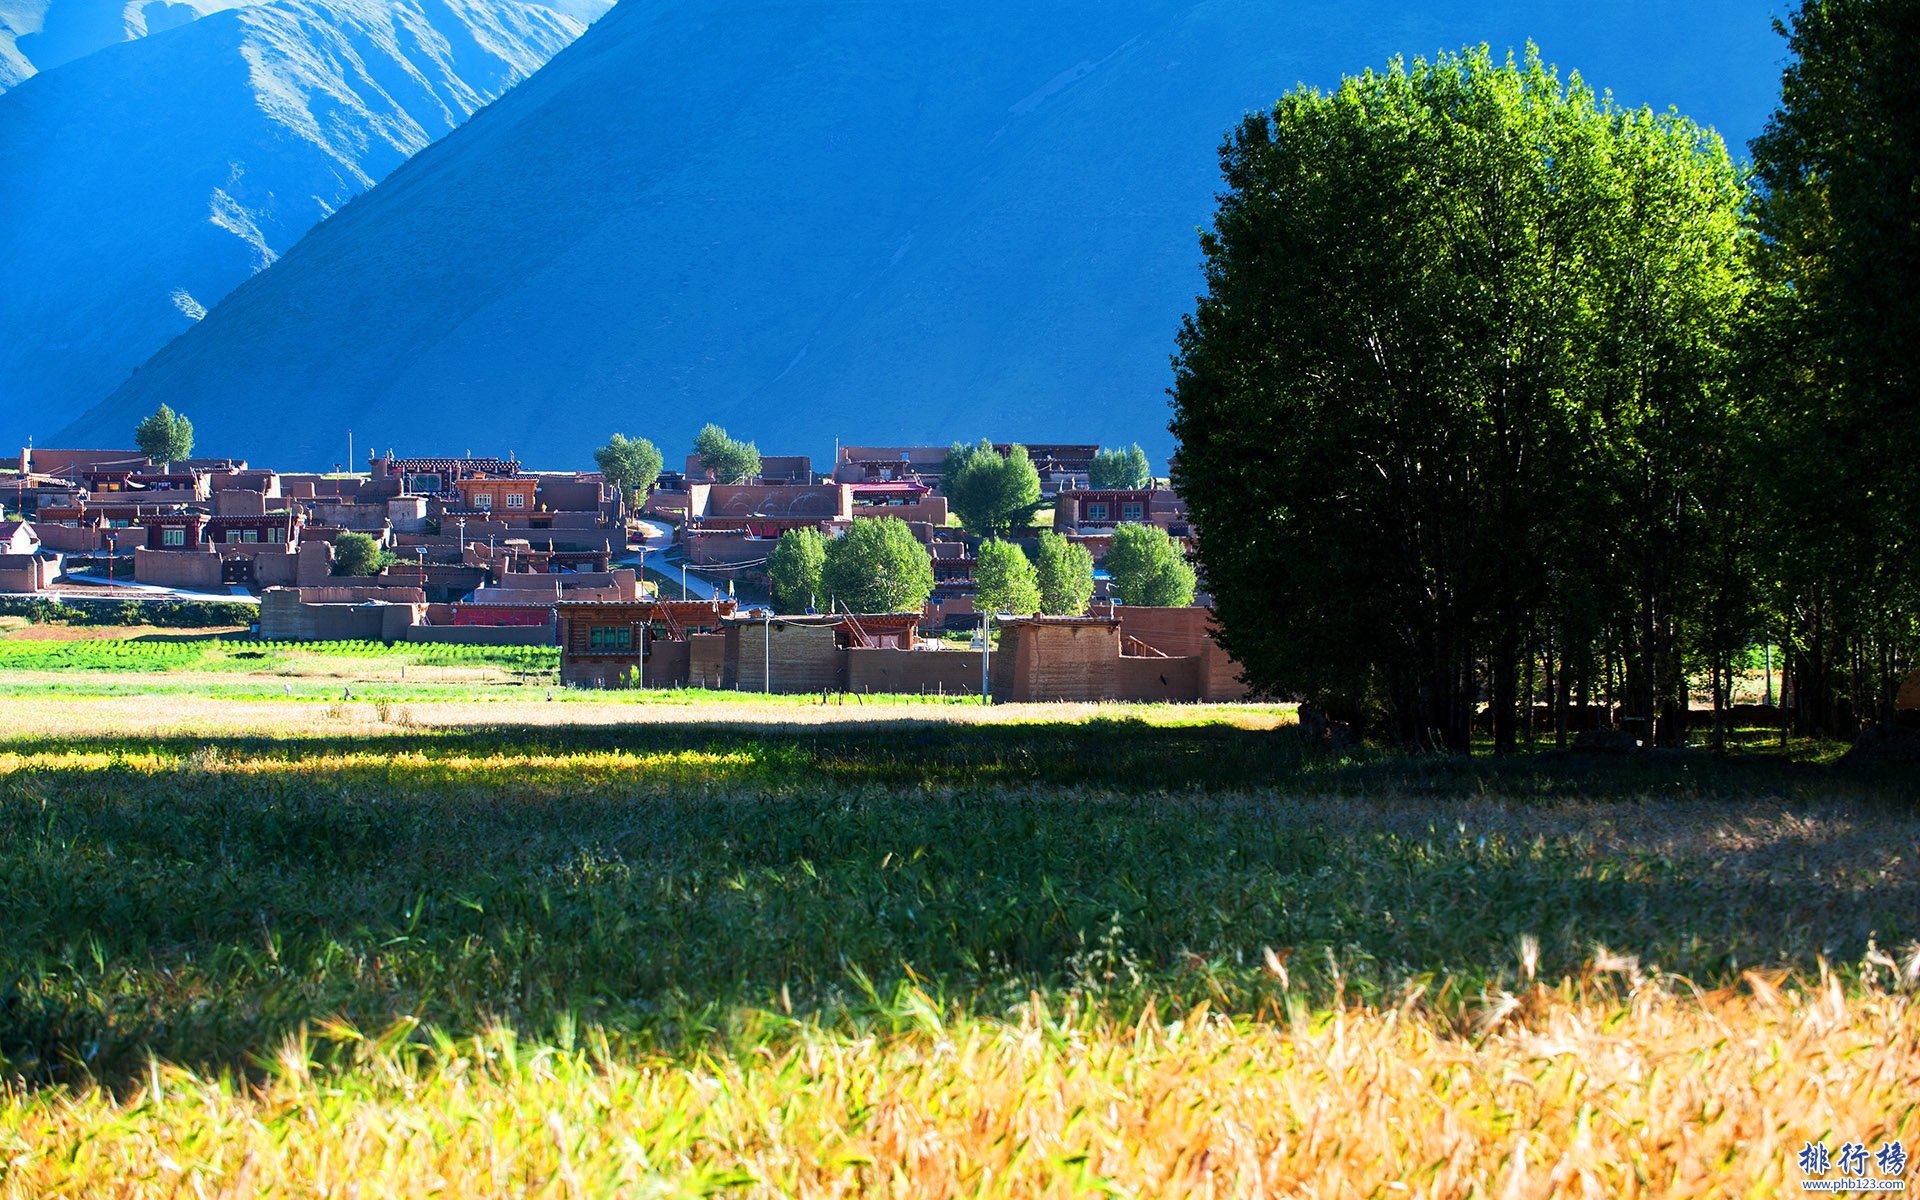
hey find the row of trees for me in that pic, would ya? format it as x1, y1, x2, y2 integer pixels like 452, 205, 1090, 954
593, 425, 757, 503
1089, 444, 1151, 490
768, 519, 935, 614
1172, 8, 1917, 748
767, 517, 1193, 616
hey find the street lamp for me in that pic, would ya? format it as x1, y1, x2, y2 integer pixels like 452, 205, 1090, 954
106, 533, 116, 586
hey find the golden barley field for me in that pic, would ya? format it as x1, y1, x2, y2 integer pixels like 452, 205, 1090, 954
0, 690, 1913, 1197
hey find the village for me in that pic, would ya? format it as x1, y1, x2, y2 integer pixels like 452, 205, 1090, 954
0, 434, 1246, 704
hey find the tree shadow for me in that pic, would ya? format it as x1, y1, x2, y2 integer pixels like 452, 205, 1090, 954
0, 717, 1913, 1089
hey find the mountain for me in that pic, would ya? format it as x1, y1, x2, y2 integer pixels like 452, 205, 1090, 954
0, 0, 604, 436
55, 0, 1783, 468
0, 0, 258, 90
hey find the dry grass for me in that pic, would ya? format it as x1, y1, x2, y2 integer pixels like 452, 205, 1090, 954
0, 694, 1911, 1197
0, 693, 1296, 740
2, 978, 1914, 1198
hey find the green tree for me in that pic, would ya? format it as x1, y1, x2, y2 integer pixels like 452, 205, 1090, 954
330, 531, 386, 577
692, 424, 761, 484
133, 404, 194, 467
1035, 530, 1095, 616
593, 434, 664, 503
819, 517, 935, 613
942, 440, 1042, 537
767, 527, 826, 612
1104, 523, 1195, 608
1749, 0, 1920, 734
1170, 48, 1750, 750
973, 538, 1041, 615
1089, 444, 1151, 489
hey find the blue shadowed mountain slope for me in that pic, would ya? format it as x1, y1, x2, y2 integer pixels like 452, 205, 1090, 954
0, 0, 605, 435
51, 0, 1782, 467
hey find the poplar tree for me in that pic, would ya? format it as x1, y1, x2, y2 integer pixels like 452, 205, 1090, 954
1171, 48, 1750, 750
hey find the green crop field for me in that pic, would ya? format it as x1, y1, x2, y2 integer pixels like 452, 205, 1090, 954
0, 692, 1913, 1196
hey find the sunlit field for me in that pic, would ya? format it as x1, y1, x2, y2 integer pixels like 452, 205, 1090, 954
0, 691, 1914, 1197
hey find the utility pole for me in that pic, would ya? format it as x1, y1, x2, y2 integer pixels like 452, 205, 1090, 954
980, 610, 991, 704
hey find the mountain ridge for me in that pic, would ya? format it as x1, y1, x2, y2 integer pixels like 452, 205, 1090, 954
51, 0, 1783, 467
0, 0, 606, 436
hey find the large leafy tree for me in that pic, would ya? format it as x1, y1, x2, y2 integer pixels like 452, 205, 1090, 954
1089, 444, 1152, 490
819, 517, 935, 614
1749, 0, 1920, 732
942, 441, 1043, 537
767, 527, 826, 612
692, 424, 761, 484
593, 434, 664, 503
134, 404, 194, 467
1035, 531, 1095, 616
974, 538, 1041, 615
330, 531, 387, 577
1104, 524, 1196, 608
1171, 48, 1750, 750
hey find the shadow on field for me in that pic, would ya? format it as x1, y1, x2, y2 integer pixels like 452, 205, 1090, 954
1, 717, 1914, 1087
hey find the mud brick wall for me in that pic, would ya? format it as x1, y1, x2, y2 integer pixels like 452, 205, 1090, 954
846, 647, 987, 696
735, 621, 845, 693
687, 633, 727, 689
1002, 621, 1121, 702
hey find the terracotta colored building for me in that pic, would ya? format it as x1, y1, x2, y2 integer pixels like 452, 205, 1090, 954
556, 599, 740, 688
683, 483, 854, 565
558, 603, 1246, 702
143, 511, 298, 551
1053, 488, 1188, 534
453, 475, 540, 515
371, 453, 519, 491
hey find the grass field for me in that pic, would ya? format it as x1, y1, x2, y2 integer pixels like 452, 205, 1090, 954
0, 690, 1914, 1196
